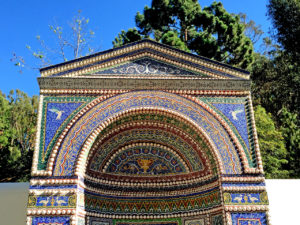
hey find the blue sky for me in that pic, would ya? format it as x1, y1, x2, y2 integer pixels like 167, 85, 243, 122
0, 0, 271, 96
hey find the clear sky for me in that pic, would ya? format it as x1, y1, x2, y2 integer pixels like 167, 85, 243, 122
0, 0, 271, 96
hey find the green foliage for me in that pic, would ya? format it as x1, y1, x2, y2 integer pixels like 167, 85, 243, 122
113, 0, 254, 70
0, 90, 38, 182
280, 108, 300, 177
161, 31, 190, 51
267, 0, 300, 60
254, 105, 288, 178
248, 1, 300, 178
251, 51, 300, 116
113, 28, 143, 48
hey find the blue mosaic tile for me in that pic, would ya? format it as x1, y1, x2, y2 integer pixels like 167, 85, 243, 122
212, 103, 250, 151
32, 216, 70, 225
222, 183, 265, 187
30, 185, 77, 189
231, 212, 267, 225
44, 102, 83, 154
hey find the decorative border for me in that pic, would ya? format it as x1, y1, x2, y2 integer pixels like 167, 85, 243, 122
38, 77, 251, 91
85, 206, 225, 219
39, 89, 249, 95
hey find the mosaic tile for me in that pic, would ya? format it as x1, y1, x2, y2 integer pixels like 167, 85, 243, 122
28, 195, 76, 208
38, 96, 95, 170
32, 216, 70, 225
54, 91, 242, 176
211, 214, 223, 225
84, 187, 221, 215
223, 192, 268, 205
184, 218, 205, 225
199, 97, 256, 168
231, 212, 267, 225
93, 57, 202, 76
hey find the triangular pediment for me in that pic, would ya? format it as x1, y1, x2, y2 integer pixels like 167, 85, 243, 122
89, 57, 208, 78
40, 39, 250, 80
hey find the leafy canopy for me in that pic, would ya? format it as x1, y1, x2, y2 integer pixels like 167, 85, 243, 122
267, 0, 300, 60
254, 105, 288, 178
0, 90, 38, 182
113, 0, 254, 70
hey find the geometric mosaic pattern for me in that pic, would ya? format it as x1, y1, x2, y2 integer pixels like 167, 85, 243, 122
85, 187, 221, 215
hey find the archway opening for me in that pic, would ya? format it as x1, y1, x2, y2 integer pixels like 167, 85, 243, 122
82, 109, 225, 224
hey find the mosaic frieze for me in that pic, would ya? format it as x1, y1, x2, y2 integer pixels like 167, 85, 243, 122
39, 96, 96, 170
223, 192, 268, 205
28, 195, 76, 208
199, 97, 256, 168
54, 91, 242, 176
84, 187, 221, 215
231, 212, 267, 225
38, 77, 251, 91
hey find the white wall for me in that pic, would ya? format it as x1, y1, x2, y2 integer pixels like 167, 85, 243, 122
265, 179, 300, 224
0, 180, 299, 225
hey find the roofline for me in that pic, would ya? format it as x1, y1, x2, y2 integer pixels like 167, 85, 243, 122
39, 39, 250, 75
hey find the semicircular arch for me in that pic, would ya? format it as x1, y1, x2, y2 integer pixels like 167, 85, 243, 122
51, 91, 243, 176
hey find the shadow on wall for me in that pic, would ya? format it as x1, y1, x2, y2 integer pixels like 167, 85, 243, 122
0, 182, 29, 225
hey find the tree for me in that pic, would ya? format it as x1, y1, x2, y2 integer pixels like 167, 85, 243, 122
238, 13, 264, 46
113, 1, 255, 70
254, 105, 288, 178
267, 0, 300, 60
280, 108, 300, 177
11, 11, 97, 71
250, 0, 300, 178
0, 90, 38, 182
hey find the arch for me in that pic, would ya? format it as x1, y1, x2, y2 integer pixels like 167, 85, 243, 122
82, 108, 221, 181
50, 90, 243, 176
81, 108, 225, 218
